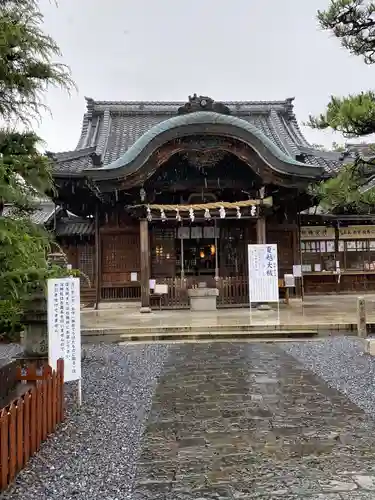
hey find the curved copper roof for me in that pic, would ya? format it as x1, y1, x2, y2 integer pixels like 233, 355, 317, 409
86, 111, 322, 180
51, 96, 341, 178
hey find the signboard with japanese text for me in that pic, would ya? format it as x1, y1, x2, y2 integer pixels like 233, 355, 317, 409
339, 225, 375, 239
301, 226, 335, 240
248, 244, 279, 303
47, 278, 81, 383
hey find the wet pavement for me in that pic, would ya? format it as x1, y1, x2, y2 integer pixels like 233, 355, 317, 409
132, 343, 375, 499
81, 294, 375, 332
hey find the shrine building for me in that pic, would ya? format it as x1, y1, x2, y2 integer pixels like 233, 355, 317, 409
50, 94, 372, 308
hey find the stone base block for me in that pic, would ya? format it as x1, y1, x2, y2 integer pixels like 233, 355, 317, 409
189, 295, 217, 311
363, 339, 375, 356
188, 287, 219, 312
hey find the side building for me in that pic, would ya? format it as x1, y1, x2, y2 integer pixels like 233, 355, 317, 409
49, 94, 360, 308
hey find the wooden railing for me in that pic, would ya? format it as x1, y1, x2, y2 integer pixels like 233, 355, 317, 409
97, 275, 292, 308
0, 360, 64, 491
101, 284, 141, 302
151, 276, 250, 309
217, 277, 249, 307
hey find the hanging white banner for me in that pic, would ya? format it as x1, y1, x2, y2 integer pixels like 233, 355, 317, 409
248, 244, 279, 303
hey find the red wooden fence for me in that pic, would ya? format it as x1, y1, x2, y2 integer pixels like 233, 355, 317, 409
0, 359, 65, 491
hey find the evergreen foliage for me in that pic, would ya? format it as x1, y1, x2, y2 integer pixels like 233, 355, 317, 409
310, 0, 375, 212
0, 0, 74, 340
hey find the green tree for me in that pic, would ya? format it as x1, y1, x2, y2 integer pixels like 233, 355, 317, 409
309, 0, 375, 212
0, 0, 74, 339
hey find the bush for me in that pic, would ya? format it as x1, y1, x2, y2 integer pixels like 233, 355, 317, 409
0, 300, 23, 342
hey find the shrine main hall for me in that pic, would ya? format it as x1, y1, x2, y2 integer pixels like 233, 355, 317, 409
49, 94, 368, 309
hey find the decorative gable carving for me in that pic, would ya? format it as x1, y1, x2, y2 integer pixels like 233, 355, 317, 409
177, 94, 231, 115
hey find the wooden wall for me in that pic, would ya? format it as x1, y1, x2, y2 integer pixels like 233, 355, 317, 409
58, 238, 96, 285
267, 224, 298, 278
101, 232, 140, 285
57, 237, 96, 305
98, 210, 140, 285
219, 221, 256, 277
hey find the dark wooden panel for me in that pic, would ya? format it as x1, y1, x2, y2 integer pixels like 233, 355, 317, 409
101, 233, 140, 283
267, 227, 295, 276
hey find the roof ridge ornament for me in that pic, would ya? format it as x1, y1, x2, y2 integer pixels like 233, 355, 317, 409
177, 94, 231, 115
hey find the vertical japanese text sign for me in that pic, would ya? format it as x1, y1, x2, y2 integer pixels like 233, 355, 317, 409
47, 278, 81, 382
248, 244, 279, 303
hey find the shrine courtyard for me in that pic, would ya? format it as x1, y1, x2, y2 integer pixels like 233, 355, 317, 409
5, 339, 375, 500
80, 294, 375, 342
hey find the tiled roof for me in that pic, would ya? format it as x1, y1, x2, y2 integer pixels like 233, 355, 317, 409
51, 96, 340, 175
2, 202, 58, 225
49, 147, 97, 175
92, 112, 321, 180
55, 217, 95, 236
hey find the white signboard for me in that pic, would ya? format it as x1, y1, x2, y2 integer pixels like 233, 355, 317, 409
154, 283, 168, 295
47, 278, 81, 383
248, 244, 279, 303
292, 265, 302, 278
284, 274, 295, 288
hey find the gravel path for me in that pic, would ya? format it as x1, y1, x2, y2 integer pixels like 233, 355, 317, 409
1, 343, 169, 500
280, 337, 375, 417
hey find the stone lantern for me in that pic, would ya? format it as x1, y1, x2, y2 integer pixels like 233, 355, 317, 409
21, 252, 67, 359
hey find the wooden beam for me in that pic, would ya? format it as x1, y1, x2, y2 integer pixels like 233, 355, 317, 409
94, 204, 101, 309
140, 219, 151, 312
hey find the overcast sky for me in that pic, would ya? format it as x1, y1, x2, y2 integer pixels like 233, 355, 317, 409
36, 0, 375, 153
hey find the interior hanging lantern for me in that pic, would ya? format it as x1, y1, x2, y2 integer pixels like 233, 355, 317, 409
219, 206, 226, 219
160, 208, 167, 222
250, 205, 256, 217
204, 208, 211, 220
236, 206, 241, 219
175, 209, 182, 222
146, 206, 152, 222
189, 207, 195, 222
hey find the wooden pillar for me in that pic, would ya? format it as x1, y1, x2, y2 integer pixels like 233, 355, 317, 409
292, 222, 302, 299
140, 219, 151, 312
214, 218, 219, 279
256, 217, 266, 244
94, 204, 101, 310
357, 296, 367, 337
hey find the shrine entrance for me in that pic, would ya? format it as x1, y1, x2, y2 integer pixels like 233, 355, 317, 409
176, 225, 218, 278
180, 239, 216, 278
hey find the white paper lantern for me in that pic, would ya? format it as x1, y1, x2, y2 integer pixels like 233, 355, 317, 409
204, 208, 211, 220
160, 209, 167, 222
236, 206, 241, 218
219, 206, 226, 219
175, 209, 182, 222
189, 207, 195, 222
146, 206, 152, 222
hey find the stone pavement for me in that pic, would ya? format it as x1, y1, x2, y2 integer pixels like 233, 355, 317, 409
81, 294, 375, 332
132, 343, 375, 499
